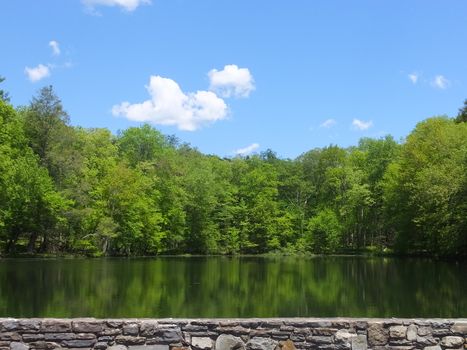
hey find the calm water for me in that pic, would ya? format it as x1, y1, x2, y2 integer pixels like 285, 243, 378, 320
0, 256, 465, 318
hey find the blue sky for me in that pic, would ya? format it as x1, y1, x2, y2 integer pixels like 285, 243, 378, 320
2, 0, 466, 158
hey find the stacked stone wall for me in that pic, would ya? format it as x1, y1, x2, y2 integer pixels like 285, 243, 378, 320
1, 319, 466, 350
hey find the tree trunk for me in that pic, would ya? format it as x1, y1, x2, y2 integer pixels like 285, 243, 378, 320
27, 231, 38, 253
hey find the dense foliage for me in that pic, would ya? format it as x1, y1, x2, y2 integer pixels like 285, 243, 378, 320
0, 85, 466, 257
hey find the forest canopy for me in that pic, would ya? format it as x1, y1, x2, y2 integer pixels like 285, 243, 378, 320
1, 84, 466, 257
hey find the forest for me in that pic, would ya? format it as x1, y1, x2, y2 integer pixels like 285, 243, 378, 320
1, 81, 466, 257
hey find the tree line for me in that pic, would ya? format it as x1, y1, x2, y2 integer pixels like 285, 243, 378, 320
1, 82, 466, 257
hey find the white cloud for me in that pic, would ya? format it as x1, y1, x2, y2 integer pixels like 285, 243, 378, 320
235, 143, 260, 156
208, 64, 255, 98
112, 75, 228, 131
49, 40, 60, 56
320, 118, 337, 128
408, 73, 418, 84
24, 64, 51, 82
82, 0, 150, 11
352, 119, 373, 131
431, 75, 450, 89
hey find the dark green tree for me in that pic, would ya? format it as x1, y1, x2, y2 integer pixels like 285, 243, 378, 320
455, 99, 467, 123
0, 76, 10, 102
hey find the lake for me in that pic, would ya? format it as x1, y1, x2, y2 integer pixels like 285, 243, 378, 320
0, 256, 465, 318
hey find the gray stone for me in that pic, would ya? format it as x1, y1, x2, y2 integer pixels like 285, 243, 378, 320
123, 324, 140, 336
115, 336, 146, 345
18, 320, 41, 332
95, 342, 109, 349
423, 346, 441, 350
432, 321, 453, 329
41, 320, 72, 333
316, 346, 336, 350
29, 341, 47, 349
140, 321, 159, 337
406, 325, 417, 341
240, 321, 261, 329
129, 346, 170, 350
107, 321, 125, 328
10, 342, 29, 350
28, 341, 61, 349
159, 329, 183, 343
246, 337, 278, 350
44, 332, 76, 340
313, 328, 338, 336
191, 321, 217, 328
0, 332, 21, 341
215, 334, 245, 350
390, 326, 407, 339
216, 327, 250, 336
250, 330, 270, 338
183, 325, 208, 332
191, 337, 213, 349
188, 332, 218, 338
440, 336, 464, 348
0, 320, 18, 332
220, 322, 240, 327
269, 331, 289, 340
416, 336, 437, 346
98, 336, 114, 342
452, 323, 467, 335
76, 333, 97, 340
335, 330, 358, 344
418, 327, 432, 337
108, 346, 128, 350
279, 326, 295, 332
389, 339, 413, 346
260, 321, 284, 329
331, 321, 352, 329
155, 323, 180, 329
23, 333, 45, 342
100, 328, 122, 336
183, 332, 192, 344
309, 336, 332, 344
368, 324, 389, 347
355, 322, 368, 330
144, 329, 183, 344
62, 338, 97, 348
289, 335, 305, 342
145, 325, 181, 337
72, 320, 104, 333
351, 335, 367, 350
309, 322, 332, 329
432, 329, 451, 337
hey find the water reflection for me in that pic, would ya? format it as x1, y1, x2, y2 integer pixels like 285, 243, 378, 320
0, 256, 465, 317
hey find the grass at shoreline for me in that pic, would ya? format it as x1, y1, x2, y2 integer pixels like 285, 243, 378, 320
1, 248, 464, 260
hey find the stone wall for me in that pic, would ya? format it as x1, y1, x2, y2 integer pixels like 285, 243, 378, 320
0, 319, 466, 350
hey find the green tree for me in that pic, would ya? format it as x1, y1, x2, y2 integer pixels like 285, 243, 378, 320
455, 99, 467, 123
383, 117, 467, 255
306, 208, 342, 253
0, 76, 10, 102
117, 124, 168, 166
0, 100, 68, 254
